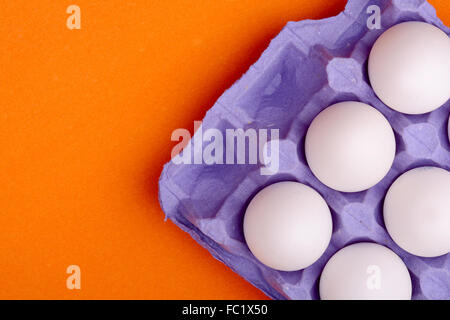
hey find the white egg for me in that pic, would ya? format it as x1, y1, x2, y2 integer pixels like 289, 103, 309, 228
319, 243, 412, 300
243, 181, 332, 271
384, 166, 450, 258
368, 21, 450, 114
305, 101, 396, 193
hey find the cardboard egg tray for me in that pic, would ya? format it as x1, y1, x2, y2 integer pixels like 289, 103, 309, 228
159, 0, 450, 299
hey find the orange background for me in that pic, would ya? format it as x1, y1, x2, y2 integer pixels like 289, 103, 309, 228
0, 0, 449, 300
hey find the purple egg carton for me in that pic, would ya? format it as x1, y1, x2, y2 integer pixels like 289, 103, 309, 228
159, 0, 450, 300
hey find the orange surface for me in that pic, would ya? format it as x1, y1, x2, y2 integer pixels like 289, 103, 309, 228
0, 0, 449, 300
